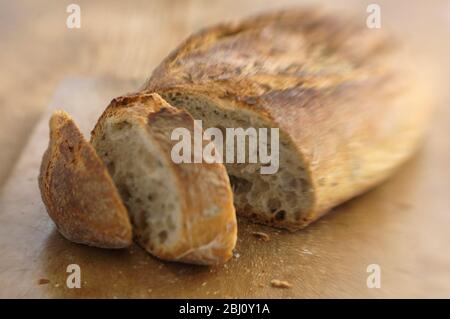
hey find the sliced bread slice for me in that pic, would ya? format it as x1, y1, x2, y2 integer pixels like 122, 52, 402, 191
91, 93, 237, 265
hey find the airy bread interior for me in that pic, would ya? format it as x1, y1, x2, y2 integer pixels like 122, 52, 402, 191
162, 91, 314, 228
92, 117, 182, 252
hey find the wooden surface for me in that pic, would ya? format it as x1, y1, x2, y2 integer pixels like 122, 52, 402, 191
0, 0, 450, 298
0, 77, 449, 298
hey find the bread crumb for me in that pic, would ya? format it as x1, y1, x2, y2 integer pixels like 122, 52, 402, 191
251, 231, 270, 241
395, 202, 412, 210
201, 282, 207, 286
233, 252, 240, 258
54, 283, 60, 288
258, 283, 265, 288
147, 288, 152, 293
270, 279, 292, 289
301, 248, 313, 255
38, 278, 50, 285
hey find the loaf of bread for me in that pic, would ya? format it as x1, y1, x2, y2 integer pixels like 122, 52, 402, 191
39, 8, 434, 265
145, 8, 434, 230
90, 93, 237, 264
38, 110, 132, 248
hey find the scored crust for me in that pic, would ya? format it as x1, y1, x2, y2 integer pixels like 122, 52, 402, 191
145, 8, 435, 230
38, 110, 132, 248
91, 93, 237, 265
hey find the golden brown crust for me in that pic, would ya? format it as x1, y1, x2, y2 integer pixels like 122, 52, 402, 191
38, 110, 132, 248
91, 93, 237, 264
145, 8, 435, 229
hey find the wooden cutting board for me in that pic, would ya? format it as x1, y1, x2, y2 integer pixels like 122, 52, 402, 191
0, 77, 449, 298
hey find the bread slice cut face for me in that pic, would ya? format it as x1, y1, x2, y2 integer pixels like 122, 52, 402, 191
38, 110, 132, 248
91, 93, 237, 265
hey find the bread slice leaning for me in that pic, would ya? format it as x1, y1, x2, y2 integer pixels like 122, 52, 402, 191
91, 93, 237, 265
38, 110, 132, 248
145, 8, 435, 230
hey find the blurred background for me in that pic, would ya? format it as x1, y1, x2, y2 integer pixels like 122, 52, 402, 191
0, 0, 449, 187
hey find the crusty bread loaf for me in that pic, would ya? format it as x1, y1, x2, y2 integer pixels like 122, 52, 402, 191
38, 110, 132, 248
145, 8, 434, 230
90, 93, 237, 265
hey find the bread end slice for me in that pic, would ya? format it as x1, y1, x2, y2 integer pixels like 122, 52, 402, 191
38, 110, 132, 248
